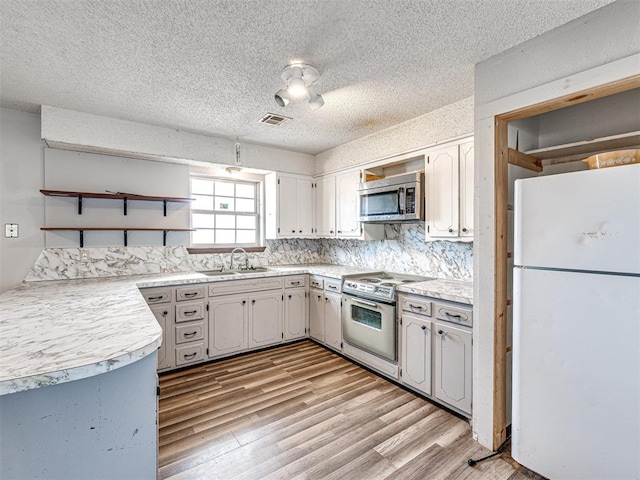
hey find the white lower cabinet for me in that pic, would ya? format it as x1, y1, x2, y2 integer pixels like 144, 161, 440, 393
208, 295, 249, 358
399, 293, 472, 416
309, 288, 324, 342
434, 321, 472, 414
248, 292, 283, 348
308, 277, 342, 352
284, 288, 308, 341
323, 291, 342, 351
150, 305, 174, 371
400, 313, 432, 395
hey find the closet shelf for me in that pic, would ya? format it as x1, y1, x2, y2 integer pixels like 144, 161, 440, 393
523, 130, 640, 161
40, 189, 194, 216
41, 228, 194, 248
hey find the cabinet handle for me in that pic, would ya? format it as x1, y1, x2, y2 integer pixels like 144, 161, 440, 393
183, 310, 198, 316
409, 304, 423, 310
291, 281, 300, 285
421, 325, 427, 330
327, 285, 337, 290
183, 292, 198, 297
183, 353, 197, 360
448, 228, 454, 233
445, 312, 462, 319
148, 295, 164, 301
184, 331, 197, 338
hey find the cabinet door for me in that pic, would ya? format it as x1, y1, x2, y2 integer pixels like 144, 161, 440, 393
296, 178, 315, 237
434, 322, 472, 414
284, 288, 308, 341
336, 170, 361, 237
208, 296, 248, 357
248, 292, 283, 348
459, 139, 474, 238
426, 144, 459, 238
323, 292, 342, 351
150, 305, 174, 371
401, 314, 432, 395
278, 175, 298, 237
309, 289, 324, 342
315, 176, 336, 237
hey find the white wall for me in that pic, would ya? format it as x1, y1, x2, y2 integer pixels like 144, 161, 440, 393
0, 109, 45, 293
473, 0, 640, 449
42, 106, 316, 176
315, 96, 473, 174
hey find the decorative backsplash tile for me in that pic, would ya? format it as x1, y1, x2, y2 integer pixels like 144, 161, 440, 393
24, 223, 472, 282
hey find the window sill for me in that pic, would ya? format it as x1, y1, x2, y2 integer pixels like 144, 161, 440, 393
187, 246, 267, 254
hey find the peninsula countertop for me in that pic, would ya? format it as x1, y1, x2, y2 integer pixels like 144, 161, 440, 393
0, 264, 377, 395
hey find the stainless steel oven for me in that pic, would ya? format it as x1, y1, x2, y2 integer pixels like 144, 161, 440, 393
342, 293, 397, 361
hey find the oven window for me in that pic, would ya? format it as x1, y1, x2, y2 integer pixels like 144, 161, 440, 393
361, 191, 399, 216
351, 305, 382, 330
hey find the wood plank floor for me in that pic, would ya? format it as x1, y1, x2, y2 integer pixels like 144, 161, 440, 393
158, 340, 544, 480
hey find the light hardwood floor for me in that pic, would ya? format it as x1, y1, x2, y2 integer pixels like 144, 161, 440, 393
158, 340, 543, 480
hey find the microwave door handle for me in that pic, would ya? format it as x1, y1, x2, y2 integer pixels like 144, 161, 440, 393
352, 298, 379, 309
398, 187, 405, 214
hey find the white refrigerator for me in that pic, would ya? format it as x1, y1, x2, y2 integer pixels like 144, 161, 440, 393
512, 164, 640, 479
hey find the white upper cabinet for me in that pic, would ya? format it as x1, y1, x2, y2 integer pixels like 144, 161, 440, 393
265, 172, 315, 239
425, 137, 474, 240
335, 170, 361, 237
459, 139, 474, 238
314, 175, 336, 237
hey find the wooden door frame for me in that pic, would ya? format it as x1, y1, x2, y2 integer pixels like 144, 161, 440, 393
492, 73, 640, 449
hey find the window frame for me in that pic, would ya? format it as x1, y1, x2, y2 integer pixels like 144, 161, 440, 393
189, 174, 261, 248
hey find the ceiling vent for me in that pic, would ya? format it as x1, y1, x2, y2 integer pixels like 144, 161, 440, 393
258, 113, 291, 126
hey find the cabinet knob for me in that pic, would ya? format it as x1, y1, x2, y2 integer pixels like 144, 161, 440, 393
462, 228, 468, 233
163, 311, 168, 316
438, 329, 447, 337
448, 228, 454, 233
252, 299, 256, 304
299, 230, 302, 233
292, 230, 296, 233
317, 294, 322, 299
330, 230, 334, 234
288, 294, 292, 299
338, 230, 342, 234
421, 325, 427, 330
242, 300, 246, 305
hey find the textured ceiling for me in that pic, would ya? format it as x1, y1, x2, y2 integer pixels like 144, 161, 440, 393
0, 0, 614, 155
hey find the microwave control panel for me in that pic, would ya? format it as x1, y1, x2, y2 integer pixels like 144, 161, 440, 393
405, 187, 416, 213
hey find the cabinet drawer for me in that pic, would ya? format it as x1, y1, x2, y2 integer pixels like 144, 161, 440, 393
141, 288, 172, 305
309, 276, 324, 290
175, 302, 205, 322
285, 275, 307, 288
435, 303, 472, 327
175, 343, 205, 366
324, 279, 341, 293
176, 285, 205, 302
175, 322, 205, 344
400, 297, 432, 317
209, 277, 284, 296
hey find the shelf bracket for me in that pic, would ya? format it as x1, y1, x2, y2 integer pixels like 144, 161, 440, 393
163, 200, 167, 217
508, 148, 543, 172
78, 195, 83, 215
123, 197, 128, 216
162, 230, 168, 246
79, 230, 84, 248
124, 230, 128, 247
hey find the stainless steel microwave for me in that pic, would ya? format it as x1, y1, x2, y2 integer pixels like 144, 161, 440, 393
358, 171, 424, 222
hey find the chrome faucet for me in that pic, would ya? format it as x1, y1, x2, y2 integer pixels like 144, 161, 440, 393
230, 247, 249, 270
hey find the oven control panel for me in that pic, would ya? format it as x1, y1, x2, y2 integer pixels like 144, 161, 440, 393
343, 281, 394, 301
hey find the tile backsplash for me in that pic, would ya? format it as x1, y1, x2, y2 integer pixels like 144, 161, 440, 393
25, 223, 472, 282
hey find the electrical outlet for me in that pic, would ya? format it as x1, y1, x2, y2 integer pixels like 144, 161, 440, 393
4, 223, 18, 238
79, 249, 91, 263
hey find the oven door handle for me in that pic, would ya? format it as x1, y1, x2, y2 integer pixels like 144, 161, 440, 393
352, 298, 379, 309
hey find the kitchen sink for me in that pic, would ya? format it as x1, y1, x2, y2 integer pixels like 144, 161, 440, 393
200, 267, 271, 276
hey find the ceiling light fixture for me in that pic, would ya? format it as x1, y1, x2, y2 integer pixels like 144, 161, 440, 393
275, 63, 324, 110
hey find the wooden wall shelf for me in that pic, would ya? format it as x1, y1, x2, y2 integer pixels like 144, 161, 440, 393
40, 189, 193, 216
41, 228, 194, 247
524, 130, 640, 160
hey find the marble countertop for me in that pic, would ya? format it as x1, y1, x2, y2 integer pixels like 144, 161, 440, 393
0, 264, 377, 396
396, 278, 473, 305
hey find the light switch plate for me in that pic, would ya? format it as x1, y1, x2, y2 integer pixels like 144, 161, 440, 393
5, 224, 18, 238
